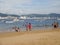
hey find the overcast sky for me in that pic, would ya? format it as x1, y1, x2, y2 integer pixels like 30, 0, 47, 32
0, 0, 60, 15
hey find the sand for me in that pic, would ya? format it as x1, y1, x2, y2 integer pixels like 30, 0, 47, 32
0, 28, 60, 45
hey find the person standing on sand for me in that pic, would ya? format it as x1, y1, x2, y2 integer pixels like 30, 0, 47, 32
28, 23, 32, 31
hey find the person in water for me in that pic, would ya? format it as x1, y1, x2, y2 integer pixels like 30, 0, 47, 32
52, 21, 59, 28
12, 26, 20, 32
25, 22, 32, 31
25, 22, 29, 31
28, 23, 32, 31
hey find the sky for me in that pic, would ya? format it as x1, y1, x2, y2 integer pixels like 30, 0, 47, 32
0, 0, 60, 15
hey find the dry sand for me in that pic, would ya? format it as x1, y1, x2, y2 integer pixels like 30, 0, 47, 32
0, 28, 60, 45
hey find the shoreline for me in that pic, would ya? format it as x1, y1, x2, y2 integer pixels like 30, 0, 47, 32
0, 28, 60, 38
0, 27, 54, 33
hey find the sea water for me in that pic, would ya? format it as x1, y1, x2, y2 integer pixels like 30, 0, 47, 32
0, 19, 60, 32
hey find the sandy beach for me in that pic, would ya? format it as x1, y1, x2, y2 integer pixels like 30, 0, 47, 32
0, 28, 60, 45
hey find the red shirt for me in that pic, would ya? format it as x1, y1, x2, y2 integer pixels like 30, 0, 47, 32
29, 24, 31, 29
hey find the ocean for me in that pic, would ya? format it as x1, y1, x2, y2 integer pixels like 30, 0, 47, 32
0, 19, 60, 32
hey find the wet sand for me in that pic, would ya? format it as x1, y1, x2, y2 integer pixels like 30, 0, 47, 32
0, 28, 60, 45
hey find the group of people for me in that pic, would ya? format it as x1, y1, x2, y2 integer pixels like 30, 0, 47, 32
12, 21, 59, 32
12, 23, 32, 32
25, 23, 32, 31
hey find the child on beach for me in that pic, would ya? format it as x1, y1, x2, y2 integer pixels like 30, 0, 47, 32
12, 26, 20, 32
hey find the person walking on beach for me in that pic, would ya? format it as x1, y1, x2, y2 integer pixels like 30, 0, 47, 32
28, 23, 32, 31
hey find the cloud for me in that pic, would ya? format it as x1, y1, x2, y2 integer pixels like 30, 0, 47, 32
0, 0, 60, 15
0, 0, 32, 14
